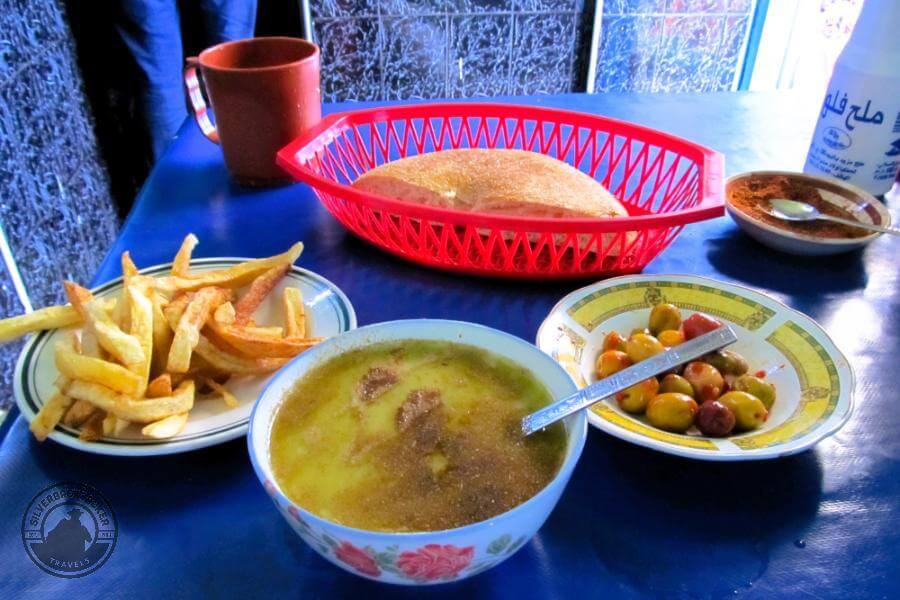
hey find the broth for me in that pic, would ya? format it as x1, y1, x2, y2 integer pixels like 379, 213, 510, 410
269, 339, 566, 532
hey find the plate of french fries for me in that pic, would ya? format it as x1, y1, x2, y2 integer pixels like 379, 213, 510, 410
6, 235, 356, 456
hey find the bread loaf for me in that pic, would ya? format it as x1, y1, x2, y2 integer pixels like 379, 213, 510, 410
352, 149, 628, 220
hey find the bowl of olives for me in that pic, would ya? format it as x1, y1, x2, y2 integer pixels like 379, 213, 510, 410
597, 306, 777, 438
537, 274, 854, 461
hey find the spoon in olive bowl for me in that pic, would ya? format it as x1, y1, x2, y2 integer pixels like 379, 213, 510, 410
522, 326, 738, 436
765, 199, 900, 236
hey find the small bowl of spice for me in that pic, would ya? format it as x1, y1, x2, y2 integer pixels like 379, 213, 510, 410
725, 170, 891, 255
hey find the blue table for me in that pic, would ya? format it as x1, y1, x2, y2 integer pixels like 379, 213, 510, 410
2, 93, 898, 599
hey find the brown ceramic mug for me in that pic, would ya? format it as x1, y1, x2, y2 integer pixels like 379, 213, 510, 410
184, 37, 321, 185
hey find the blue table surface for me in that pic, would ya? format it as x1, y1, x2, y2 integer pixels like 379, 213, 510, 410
2, 92, 898, 599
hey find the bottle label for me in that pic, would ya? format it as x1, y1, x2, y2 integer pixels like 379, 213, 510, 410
804, 64, 900, 195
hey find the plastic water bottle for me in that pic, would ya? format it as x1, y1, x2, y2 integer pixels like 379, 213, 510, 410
804, 0, 900, 196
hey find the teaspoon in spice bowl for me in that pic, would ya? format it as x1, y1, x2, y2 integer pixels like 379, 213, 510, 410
765, 199, 900, 236
725, 170, 892, 256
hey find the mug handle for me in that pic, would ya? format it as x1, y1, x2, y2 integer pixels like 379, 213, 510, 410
184, 56, 220, 143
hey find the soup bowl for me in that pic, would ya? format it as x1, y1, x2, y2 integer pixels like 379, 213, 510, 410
248, 319, 586, 584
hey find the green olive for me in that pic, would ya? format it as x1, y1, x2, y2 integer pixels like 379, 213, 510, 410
615, 377, 659, 414
625, 333, 664, 363
658, 330, 685, 347
733, 375, 776, 410
648, 303, 682, 336
646, 393, 698, 433
659, 373, 695, 398
703, 350, 749, 376
602, 331, 628, 353
718, 391, 768, 431
682, 362, 725, 403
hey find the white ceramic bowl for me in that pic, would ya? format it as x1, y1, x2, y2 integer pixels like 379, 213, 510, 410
537, 274, 854, 461
248, 319, 586, 585
725, 170, 891, 255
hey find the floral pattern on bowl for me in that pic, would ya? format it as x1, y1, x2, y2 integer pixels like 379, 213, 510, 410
278, 499, 528, 582
248, 320, 587, 585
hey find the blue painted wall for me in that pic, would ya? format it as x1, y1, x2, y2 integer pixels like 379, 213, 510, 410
0, 0, 120, 414
312, 0, 756, 100
313, 0, 590, 101
595, 0, 754, 93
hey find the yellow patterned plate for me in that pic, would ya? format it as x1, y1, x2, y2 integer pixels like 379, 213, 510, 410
536, 274, 854, 461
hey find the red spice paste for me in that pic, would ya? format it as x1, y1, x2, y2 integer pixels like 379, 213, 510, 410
728, 174, 869, 239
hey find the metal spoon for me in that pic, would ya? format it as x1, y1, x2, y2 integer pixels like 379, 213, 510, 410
766, 199, 900, 236
522, 326, 738, 436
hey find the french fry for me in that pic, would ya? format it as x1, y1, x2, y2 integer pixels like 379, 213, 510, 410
194, 336, 289, 375
153, 292, 169, 309
155, 242, 303, 292
0, 306, 82, 344
167, 287, 232, 373
102, 412, 116, 436
114, 418, 131, 436
29, 391, 74, 441
94, 296, 118, 340
141, 413, 189, 439
69, 330, 82, 354
282, 287, 306, 338
121, 251, 140, 278
164, 292, 237, 378
184, 353, 228, 381
83, 303, 116, 361
81, 326, 102, 358
113, 291, 130, 335
146, 373, 173, 398
233, 264, 289, 325
79, 411, 106, 441
204, 377, 239, 408
54, 339, 143, 396
18, 237, 321, 442
116, 252, 141, 332
168, 371, 190, 388
207, 321, 322, 358
86, 299, 145, 366
163, 293, 192, 325
150, 292, 173, 376
64, 281, 93, 317
126, 283, 154, 395
213, 302, 236, 325
64, 282, 105, 359
102, 413, 130, 437
67, 379, 195, 423
63, 398, 98, 428
64, 282, 117, 317
172, 233, 198, 278
243, 326, 283, 338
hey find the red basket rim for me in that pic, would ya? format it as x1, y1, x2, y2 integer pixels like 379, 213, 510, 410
276, 102, 725, 233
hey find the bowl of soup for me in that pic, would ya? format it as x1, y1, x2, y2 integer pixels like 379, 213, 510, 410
248, 319, 586, 584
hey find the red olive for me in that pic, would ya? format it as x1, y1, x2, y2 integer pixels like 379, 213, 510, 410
696, 400, 736, 437
682, 313, 723, 340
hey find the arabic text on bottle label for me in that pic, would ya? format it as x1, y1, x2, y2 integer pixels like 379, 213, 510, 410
804, 64, 900, 196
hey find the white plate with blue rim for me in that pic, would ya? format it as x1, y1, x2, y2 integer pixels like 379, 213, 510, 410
14, 258, 356, 457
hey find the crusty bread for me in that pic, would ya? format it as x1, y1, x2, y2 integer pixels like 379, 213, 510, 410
352, 149, 628, 220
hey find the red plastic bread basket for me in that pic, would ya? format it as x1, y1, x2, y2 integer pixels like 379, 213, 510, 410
277, 103, 724, 279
